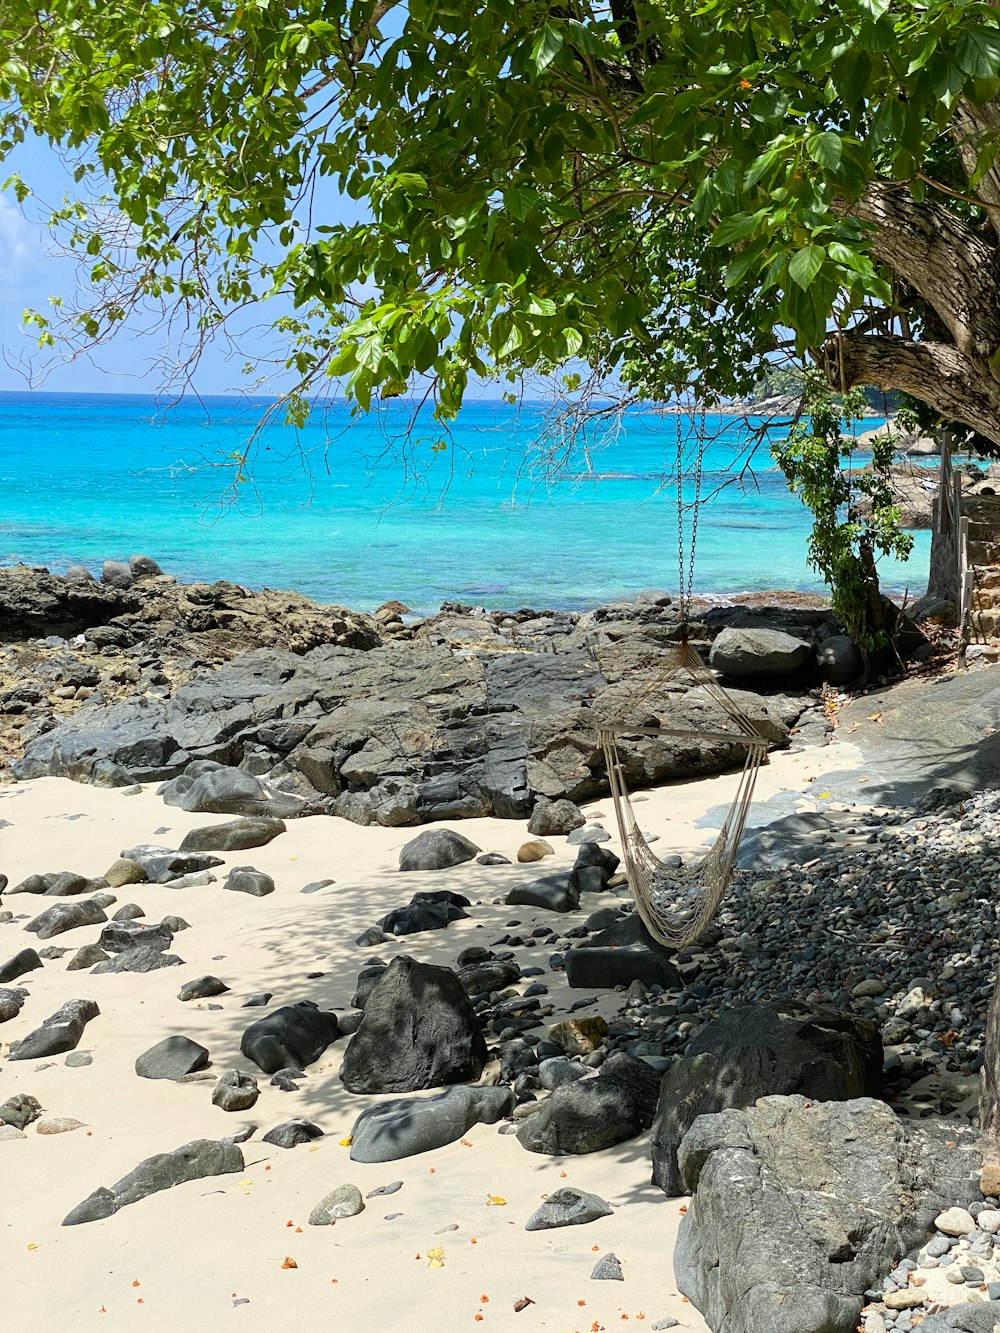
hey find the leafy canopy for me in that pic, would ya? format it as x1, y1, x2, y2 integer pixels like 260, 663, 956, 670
3, 0, 1000, 415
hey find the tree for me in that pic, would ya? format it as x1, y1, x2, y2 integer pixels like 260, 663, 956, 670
773, 382, 913, 679
5, 0, 1000, 452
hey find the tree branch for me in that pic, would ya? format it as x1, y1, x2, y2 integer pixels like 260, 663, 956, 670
824, 329, 1000, 446
834, 181, 1000, 368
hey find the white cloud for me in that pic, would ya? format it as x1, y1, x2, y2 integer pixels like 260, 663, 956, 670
0, 194, 44, 287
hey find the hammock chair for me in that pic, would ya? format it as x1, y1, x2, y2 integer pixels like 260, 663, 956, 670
597, 402, 769, 950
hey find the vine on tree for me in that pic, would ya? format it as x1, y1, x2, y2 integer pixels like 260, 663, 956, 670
772, 383, 913, 679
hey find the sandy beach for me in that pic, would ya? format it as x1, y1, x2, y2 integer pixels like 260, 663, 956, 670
0, 737, 861, 1333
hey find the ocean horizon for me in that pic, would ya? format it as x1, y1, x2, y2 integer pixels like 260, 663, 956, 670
0, 389, 930, 616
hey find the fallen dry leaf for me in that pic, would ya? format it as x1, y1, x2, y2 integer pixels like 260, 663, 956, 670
513, 1297, 535, 1313
281, 1257, 298, 1270
486, 1194, 507, 1207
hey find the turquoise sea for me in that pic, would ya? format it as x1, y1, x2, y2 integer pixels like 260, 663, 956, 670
0, 391, 930, 616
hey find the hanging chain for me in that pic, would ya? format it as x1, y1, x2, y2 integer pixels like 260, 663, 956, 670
676, 392, 707, 630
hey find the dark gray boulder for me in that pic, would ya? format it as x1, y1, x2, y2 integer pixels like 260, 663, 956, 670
159, 766, 305, 819
25, 898, 108, 940
591, 1253, 624, 1281
0, 1092, 43, 1129
0, 987, 29, 1023
457, 958, 522, 995
179, 817, 286, 852
709, 625, 813, 677
528, 797, 586, 836
675, 1096, 982, 1333
212, 1069, 259, 1112
351, 963, 388, 1010
517, 1052, 661, 1155
224, 866, 276, 898
67, 943, 111, 971
0, 947, 43, 983
100, 920, 174, 955
102, 559, 134, 589
135, 1035, 210, 1080
240, 1001, 339, 1075
119, 845, 223, 884
816, 634, 862, 685
381, 893, 470, 935
178, 975, 229, 1001
340, 956, 487, 1094
565, 947, 679, 989
349, 1085, 514, 1162
524, 1187, 613, 1231
92, 948, 183, 974
7, 998, 100, 1060
63, 1138, 243, 1225
916, 1304, 1000, 1333
111, 903, 145, 922
650, 1005, 883, 1196
506, 873, 579, 914
10, 871, 102, 897
128, 554, 164, 579
261, 1119, 324, 1148
398, 828, 481, 871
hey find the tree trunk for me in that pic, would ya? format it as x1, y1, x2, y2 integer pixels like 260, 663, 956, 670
981, 974, 1000, 1164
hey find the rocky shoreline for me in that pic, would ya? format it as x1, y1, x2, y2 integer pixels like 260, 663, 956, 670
1, 558, 928, 824
3, 556, 997, 1333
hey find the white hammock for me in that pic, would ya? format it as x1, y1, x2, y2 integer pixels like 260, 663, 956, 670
598, 638, 769, 950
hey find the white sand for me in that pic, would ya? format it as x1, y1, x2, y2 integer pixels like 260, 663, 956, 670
0, 739, 867, 1332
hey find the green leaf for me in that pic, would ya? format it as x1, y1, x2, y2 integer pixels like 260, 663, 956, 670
806, 131, 842, 171
955, 26, 1000, 80
788, 243, 825, 290
710, 212, 759, 246
531, 25, 564, 74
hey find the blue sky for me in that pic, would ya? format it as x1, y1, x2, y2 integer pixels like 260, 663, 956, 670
0, 133, 371, 398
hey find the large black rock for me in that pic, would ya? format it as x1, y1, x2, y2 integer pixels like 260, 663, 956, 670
516, 1052, 661, 1155
240, 1000, 339, 1075
650, 1005, 883, 1196
340, 956, 487, 1094
675, 1096, 981, 1333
